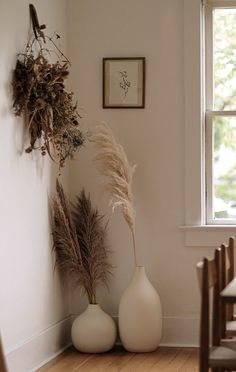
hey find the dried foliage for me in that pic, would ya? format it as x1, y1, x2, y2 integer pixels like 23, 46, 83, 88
52, 181, 111, 303
72, 190, 112, 304
12, 33, 84, 168
52, 180, 84, 289
90, 122, 138, 265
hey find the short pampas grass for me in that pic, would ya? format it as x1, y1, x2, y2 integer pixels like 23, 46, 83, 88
90, 122, 137, 266
52, 180, 111, 304
72, 190, 112, 304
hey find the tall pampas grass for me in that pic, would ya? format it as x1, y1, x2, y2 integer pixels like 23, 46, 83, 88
51, 180, 111, 304
90, 122, 137, 266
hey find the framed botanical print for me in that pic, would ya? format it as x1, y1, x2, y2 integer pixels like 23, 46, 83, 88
103, 57, 145, 108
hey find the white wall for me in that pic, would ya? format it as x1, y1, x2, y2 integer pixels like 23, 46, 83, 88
0, 1, 71, 371
0, 2, 223, 369
67, 0, 211, 346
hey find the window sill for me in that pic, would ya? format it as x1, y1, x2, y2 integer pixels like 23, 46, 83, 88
179, 225, 236, 247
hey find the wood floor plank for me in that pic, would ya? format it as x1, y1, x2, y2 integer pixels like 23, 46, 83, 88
37, 346, 199, 372
37, 353, 66, 371
124, 349, 165, 372
73, 351, 125, 371
156, 348, 193, 372
148, 347, 181, 371
136, 348, 182, 372
118, 348, 169, 372
118, 352, 151, 371
37, 349, 92, 372
179, 349, 199, 371
102, 351, 135, 371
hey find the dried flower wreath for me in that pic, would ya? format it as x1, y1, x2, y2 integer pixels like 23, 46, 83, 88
12, 5, 84, 168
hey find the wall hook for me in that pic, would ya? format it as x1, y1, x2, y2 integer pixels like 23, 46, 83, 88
29, 4, 46, 40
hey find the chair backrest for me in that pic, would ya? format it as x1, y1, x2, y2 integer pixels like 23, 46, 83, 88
197, 249, 222, 371
220, 243, 227, 338
227, 237, 234, 285
221, 237, 234, 287
221, 236, 235, 324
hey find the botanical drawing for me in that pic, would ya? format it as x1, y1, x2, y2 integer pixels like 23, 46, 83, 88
119, 70, 131, 100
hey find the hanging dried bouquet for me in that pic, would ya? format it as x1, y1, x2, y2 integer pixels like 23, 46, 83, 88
12, 5, 84, 168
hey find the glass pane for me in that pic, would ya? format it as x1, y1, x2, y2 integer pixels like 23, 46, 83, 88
213, 9, 236, 110
213, 116, 236, 219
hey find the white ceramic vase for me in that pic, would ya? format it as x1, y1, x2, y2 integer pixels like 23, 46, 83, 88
119, 265, 162, 352
71, 304, 117, 353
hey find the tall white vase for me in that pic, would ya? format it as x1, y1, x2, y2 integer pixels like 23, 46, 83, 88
119, 266, 162, 352
71, 304, 117, 353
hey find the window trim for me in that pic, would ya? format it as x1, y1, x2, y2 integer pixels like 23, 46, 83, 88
205, 2, 236, 224
204, 1, 236, 7
182, 0, 236, 245
184, 0, 205, 226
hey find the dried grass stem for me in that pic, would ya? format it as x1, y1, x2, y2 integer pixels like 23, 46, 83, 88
90, 122, 138, 266
52, 182, 112, 303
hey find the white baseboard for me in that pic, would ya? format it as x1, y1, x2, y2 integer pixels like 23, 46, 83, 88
160, 316, 199, 347
5, 314, 199, 372
6, 316, 72, 372
112, 315, 199, 348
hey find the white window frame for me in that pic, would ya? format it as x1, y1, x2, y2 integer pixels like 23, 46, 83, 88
182, 0, 236, 245
205, 0, 236, 224
184, 0, 205, 227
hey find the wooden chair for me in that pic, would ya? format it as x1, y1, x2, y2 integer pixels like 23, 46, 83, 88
220, 237, 236, 337
197, 249, 236, 372
0, 336, 8, 372
222, 237, 234, 318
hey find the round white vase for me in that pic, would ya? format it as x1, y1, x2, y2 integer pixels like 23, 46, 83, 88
119, 265, 162, 352
71, 304, 117, 353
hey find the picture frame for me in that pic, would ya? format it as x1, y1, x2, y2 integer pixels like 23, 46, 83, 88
103, 57, 145, 108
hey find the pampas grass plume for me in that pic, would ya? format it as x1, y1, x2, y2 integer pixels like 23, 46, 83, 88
52, 180, 111, 303
90, 122, 138, 266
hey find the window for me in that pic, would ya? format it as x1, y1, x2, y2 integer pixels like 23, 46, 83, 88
182, 0, 236, 246
205, 0, 236, 224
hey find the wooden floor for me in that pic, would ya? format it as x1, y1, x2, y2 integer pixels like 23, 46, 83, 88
37, 346, 199, 371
